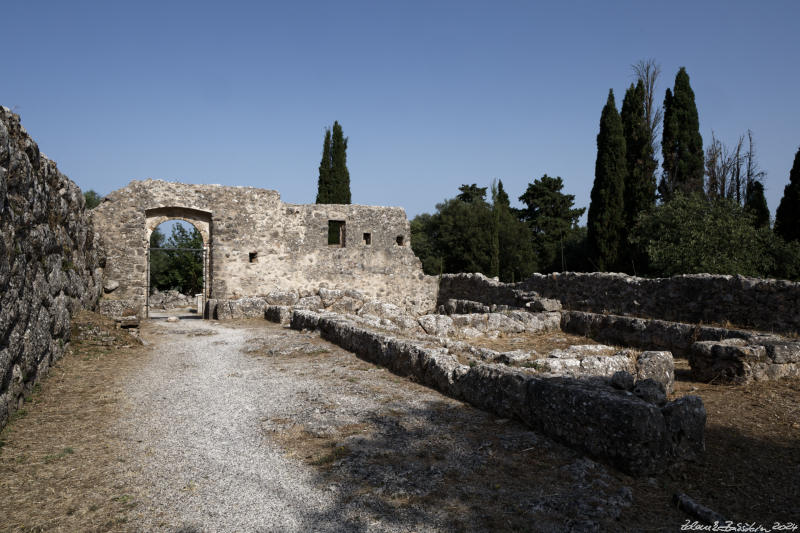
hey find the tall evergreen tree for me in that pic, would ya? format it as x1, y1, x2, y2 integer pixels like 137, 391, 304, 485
587, 90, 627, 271
774, 147, 800, 242
330, 121, 351, 203
316, 121, 351, 204
490, 180, 502, 278
518, 175, 585, 272
659, 67, 704, 200
620, 80, 657, 272
315, 128, 333, 203
744, 181, 770, 229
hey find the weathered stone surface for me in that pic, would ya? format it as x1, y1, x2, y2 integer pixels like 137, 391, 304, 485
264, 305, 292, 325
439, 271, 800, 335
0, 107, 104, 429
636, 351, 675, 394
148, 289, 193, 310
295, 295, 323, 310
689, 339, 767, 383
531, 353, 634, 379
633, 379, 667, 406
611, 371, 635, 391
103, 279, 119, 293
92, 179, 438, 317
291, 309, 706, 476
418, 314, 455, 337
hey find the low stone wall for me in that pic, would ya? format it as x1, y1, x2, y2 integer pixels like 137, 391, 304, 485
439, 272, 800, 334
289, 309, 706, 476
560, 311, 754, 357
0, 107, 104, 429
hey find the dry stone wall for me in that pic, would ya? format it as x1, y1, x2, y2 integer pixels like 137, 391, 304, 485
439, 272, 800, 334
0, 107, 104, 429
92, 179, 437, 317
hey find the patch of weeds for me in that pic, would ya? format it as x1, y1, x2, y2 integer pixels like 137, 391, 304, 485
311, 445, 350, 466
11, 409, 28, 421
306, 348, 330, 356
111, 494, 137, 510
44, 447, 74, 463
346, 377, 359, 383
61, 259, 75, 272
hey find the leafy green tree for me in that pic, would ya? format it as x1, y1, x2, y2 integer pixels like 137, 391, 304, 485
83, 190, 102, 209
631, 193, 776, 277
744, 181, 770, 229
621, 80, 657, 272
774, 147, 800, 243
518, 174, 585, 272
316, 121, 351, 204
660, 67, 704, 200
149, 223, 204, 295
587, 90, 627, 271
410, 182, 536, 281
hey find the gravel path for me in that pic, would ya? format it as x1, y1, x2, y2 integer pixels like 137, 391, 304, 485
117, 318, 352, 532
115, 317, 633, 532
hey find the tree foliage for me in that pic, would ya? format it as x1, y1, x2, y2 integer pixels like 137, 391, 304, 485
620, 80, 657, 272
83, 190, 102, 209
149, 223, 204, 295
744, 181, 770, 229
660, 67, 704, 200
316, 121, 351, 204
631, 193, 776, 277
411, 183, 536, 282
518, 174, 585, 272
587, 90, 627, 271
774, 147, 800, 243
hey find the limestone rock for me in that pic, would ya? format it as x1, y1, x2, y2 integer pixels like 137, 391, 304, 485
418, 315, 455, 337
103, 280, 119, 293
633, 379, 667, 406
636, 351, 675, 394
611, 370, 635, 391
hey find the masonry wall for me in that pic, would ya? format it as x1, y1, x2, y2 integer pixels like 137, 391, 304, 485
439, 272, 800, 334
0, 107, 104, 429
92, 179, 438, 316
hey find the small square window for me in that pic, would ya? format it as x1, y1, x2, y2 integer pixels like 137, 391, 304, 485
396, 235, 405, 246
363, 233, 372, 245
249, 252, 258, 263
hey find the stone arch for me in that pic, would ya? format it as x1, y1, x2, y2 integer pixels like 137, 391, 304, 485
145, 207, 213, 315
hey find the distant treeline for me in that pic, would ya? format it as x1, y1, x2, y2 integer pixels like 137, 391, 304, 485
412, 61, 800, 282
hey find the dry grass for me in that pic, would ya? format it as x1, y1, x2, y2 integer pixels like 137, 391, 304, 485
462, 329, 622, 356
0, 311, 147, 532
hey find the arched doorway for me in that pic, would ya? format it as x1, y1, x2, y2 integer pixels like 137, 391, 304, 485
145, 207, 212, 318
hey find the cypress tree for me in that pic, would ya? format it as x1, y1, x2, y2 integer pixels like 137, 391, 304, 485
620, 80, 657, 272
660, 67, 704, 200
744, 181, 770, 229
774, 147, 800, 242
587, 90, 627, 271
315, 128, 333, 204
329, 121, 351, 204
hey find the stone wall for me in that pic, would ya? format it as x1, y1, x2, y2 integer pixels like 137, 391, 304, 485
93, 180, 437, 317
439, 272, 800, 334
290, 309, 706, 476
0, 107, 104, 429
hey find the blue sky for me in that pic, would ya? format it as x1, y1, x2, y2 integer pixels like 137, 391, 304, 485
3, 1, 798, 220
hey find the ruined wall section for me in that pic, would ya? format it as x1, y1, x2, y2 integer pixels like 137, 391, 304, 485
439, 272, 800, 334
0, 107, 104, 428
93, 179, 437, 316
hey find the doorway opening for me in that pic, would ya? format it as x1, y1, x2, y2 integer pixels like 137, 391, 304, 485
147, 219, 207, 318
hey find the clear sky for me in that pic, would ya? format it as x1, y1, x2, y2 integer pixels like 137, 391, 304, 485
3, 0, 798, 220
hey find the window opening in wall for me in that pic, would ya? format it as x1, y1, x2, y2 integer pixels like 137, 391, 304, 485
396, 235, 404, 246
249, 252, 258, 263
328, 220, 346, 247
363, 232, 372, 245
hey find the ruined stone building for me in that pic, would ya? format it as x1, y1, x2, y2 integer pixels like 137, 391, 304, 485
91, 179, 438, 317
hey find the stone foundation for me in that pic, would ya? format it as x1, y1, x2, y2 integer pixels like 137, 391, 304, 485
288, 309, 705, 476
